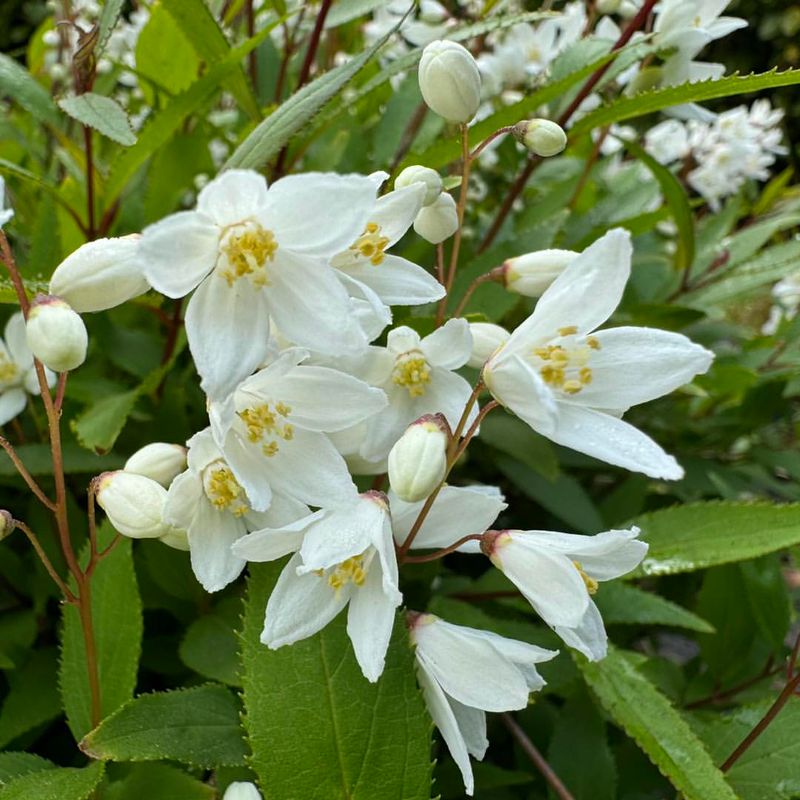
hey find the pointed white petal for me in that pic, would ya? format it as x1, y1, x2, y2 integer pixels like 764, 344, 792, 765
0, 388, 26, 426
422, 317, 472, 369
187, 501, 247, 592
219, 434, 273, 513
197, 169, 269, 227
163, 469, 204, 530
553, 601, 607, 661
4, 312, 32, 370
340, 254, 445, 306
370, 183, 425, 246
449, 698, 488, 760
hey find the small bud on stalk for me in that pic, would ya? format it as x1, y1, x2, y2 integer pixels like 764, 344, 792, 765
467, 322, 510, 368
124, 443, 188, 488
418, 40, 481, 124
395, 165, 443, 207
502, 249, 578, 298
0, 510, 15, 541
25, 295, 88, 373
95, 471, 170, 540
388, 414, 451, 502
223, 782, 262, 800
413, 192, 459, 244
513, 119, 567, 157
596, 0, 621, 13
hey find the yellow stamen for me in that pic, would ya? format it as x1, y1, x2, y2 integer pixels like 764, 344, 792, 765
238, 402, 294, 458
558, 325, 578, 337
392, 351, 431, 397
351, 222, 390, 266
204, 464, 248, 517
220, 224, 278, 287
573, 561, 598, 595
327, 555, 367, 591
0, 354, 18, 384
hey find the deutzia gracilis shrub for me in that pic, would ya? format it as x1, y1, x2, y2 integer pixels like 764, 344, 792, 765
1, 1, 800, 798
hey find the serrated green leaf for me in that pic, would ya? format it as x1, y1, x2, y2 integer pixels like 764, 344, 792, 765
103, 763, 215, 800
0, 159, 82, 227
97, 0, 126, 55
691, 697, 800, 800
80, 684, 248, 767
577, 646, 738, 800
179, 598, 242, 686
619, 136, 695, 272
593, 582, 714, 633
571, 69, 800, 136
0, 761, 105, 800
59, 93, 136, 146
60, 529, 143, 740
241, 562, 433, 800
161, 0, 260, 120
0, 443, 121, 476
0, 53, 60, 126
0, 753, 55, 784
630, 501, 800, 577
70, 390, 139, 454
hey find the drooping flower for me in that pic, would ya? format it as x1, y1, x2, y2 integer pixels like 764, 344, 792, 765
0, 176, 14, 229
483, 228, 714, 479
232, 491, 401, 682
0, 312, 55, 426
140, 169, 381, 399
210, 350, 386, 510
164, 428, 308, 592
482, 527, 647, 660
409, 612, 557, 795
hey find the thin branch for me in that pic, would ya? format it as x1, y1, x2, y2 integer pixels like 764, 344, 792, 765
445, 123, 472, 295
296, 0, 333, 90
389, 101, 429, 175
15, 519, 76, 602
0, 435, 55, 510
401, 533, 482, 564
451, 400, 498, 462
501, 713, 576, 800
83, 125, 96, 239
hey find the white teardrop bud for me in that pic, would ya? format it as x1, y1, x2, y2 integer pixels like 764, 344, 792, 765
25, 295, 88, 373
49, 235, 150, 313
395, 165, 443, 206
514, 119, 567, 157
0, 510, 15, 541
124, 443, 188, 488
413, 192, 458, 244
96, 471, 169, 540
418, 40, 481, 123
388, 414, 450, 503
467, 322, 510, 368
596, 0, 621, 13
503, 249, 578, 297
223, 783, 262, 800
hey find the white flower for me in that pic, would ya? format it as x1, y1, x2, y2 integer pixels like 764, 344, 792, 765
0, 176, 13, 228
482, 527, 647, 660
223, 782, 262, 800
337, 319, 477, 463
655, 0, 747, 61
467, 323, 509, 368
0, 313, 55, 426
409, 613, 557, 795
232, 492, 401, 682
164, 429, 308, 592
49, 235, 150, 313
140, 169, 380, 399
644, 119, 692, 165
483, 229, 714, 479
331, 183, 445, 308
25, 296, 88, 373
211, 350, 386, 510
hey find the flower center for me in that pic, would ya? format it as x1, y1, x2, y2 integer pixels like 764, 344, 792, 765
0, 353, 18, 385
238, 401, 293, 457
219, 222, 278, 288
573, 560, 598, 595
532, 326, 600, 395
351, 222, 390, 266
392, 350, 431, 397
203, 462, 249, 517
327, 554, 367, 591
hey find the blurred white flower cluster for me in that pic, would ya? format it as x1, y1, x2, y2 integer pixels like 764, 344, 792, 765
645, 100, 787, 208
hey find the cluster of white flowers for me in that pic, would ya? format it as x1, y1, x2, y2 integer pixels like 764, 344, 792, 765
645, 100, 787, 208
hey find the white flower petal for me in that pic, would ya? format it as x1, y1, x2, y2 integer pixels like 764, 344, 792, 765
448, 698, 488, 760
230, 523, 312, 562
219, 435, 274, 513
550, 403, 683, 480
197, 169, 269, 227
163, 469, 204, 530
370, 184, 426, 246
340, 254, 445, 306
0, 388, 27, 426
553, 601, 607, 661
4, 312, 32, 370
184, 273, 272, 401
187, 501, 247, 592
422, 317, 472, 369
141, 211, 219, 298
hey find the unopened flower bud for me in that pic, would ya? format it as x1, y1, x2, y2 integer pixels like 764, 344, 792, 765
468, 322, 510, 368
223, 783, 262, 800
25, 295, 87, 373
503, 249, 578, 297
513, 119, 567, 157
388, 414, 450, 502
413, 192, 458, 244
0, 510, 15, 541
418, 40, 481, 123
96, 471, 169, 540
596, 0, 621, 13
49, 235, 150, 313
124, 443, 188, 488
419, 0, 447, 23
395, 165, 443, 206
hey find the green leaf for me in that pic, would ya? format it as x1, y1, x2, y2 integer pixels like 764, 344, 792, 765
0, 753, 55, 784
0, 762, 105, 800
571, 69, 800, 136
103, 763, 215, 800
162, 0, 260, 120
0, 53, 60, 126
241, 562, 433, 800
179, 597, 242, 685
60, 530, 143, 741
630, 501, 800, 577
225, 12, 400, 171
577, 646, 738, 800
0, 443, 121, 476
59, 93, 136, 146
478, 411, 559, 481
619, 136, 695, 272
593, 582, 715, 634
80, 684, 248, 767
97, 0, 126, 55
0, 649, 62, 748
691, 697, 800, 800
70, 390, 139, 454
